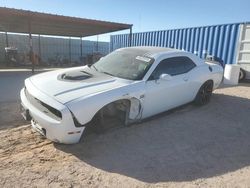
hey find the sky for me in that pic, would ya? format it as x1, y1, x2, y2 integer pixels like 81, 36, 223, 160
1, 0, 250, 41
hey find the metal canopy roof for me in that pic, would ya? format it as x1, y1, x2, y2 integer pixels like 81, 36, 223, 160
0, 7, 132, 37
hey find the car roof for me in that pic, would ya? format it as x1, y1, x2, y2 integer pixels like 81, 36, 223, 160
118, 46, 182, 57
116, 46, 203, 66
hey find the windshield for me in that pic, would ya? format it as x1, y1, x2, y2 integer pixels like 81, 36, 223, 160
93, 49, 154, 80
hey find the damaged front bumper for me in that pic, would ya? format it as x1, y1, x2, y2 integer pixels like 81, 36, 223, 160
20, 80, 85, 144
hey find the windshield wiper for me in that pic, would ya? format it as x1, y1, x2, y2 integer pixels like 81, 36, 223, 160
91, 65, 114, 77
101, 71, 114, 77
91, 64, 98, 71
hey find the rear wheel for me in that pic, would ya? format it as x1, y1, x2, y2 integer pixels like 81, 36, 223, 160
239, 68, 246, 82
194, 81, 213, 105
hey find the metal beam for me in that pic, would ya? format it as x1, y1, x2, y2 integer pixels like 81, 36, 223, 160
129, 26, 133, 47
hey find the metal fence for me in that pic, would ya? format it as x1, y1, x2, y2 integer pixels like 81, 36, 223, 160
110, 23, 244, 65
0, 33, 109, 65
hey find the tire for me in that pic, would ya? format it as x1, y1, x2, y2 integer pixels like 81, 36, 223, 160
239, 68, 246, 82
194, 81, 213, 105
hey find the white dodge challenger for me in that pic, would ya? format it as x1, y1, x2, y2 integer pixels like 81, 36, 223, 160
20, 47, 223, 144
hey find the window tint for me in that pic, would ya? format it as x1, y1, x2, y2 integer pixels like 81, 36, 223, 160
149, 56, 196, 80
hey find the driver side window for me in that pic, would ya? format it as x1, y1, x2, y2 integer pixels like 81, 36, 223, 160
149, 56, 196, 80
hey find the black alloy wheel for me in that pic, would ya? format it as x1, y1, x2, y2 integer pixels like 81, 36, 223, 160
194, 81, 213, 105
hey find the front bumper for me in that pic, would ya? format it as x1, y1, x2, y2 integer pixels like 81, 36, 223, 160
20, 81, 85, 144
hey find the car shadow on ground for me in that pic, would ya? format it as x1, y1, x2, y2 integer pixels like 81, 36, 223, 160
55, 93, 250, 183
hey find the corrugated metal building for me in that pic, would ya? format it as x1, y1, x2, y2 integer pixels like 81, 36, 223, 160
0, 33, 109, 64
110, 22, 250, 67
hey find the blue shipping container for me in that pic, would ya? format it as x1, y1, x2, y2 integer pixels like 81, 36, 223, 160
110, 23, 243, 65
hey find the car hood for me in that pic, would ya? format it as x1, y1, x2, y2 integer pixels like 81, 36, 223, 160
29, 66, 130, 104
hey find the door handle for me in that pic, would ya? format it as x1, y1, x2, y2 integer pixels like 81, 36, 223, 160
183, 77, 188, 81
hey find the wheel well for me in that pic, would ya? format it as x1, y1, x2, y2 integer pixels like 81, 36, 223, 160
204, 79, 214, 87
195, 80, 214, 99
100, 99, 131, 117
90, 99, 131, 129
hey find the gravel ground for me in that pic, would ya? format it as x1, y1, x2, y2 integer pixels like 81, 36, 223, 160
0, 83, 250, 188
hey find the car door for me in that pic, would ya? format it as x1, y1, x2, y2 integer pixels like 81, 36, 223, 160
142, 56, 196, 118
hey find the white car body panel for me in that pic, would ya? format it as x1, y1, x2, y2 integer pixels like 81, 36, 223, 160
20, 79, 84, 143
143, 73, 194, 118
20, 47, 223, 144
29, 67, 130, 104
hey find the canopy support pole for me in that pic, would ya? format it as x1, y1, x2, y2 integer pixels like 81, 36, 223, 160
5, 32, 9, 47
28, 21, 34, 74
69, 37, 71, 64
80, 37, 83, 57
4, 32, 9, 65
38, 34, 41, 64
96, 35, 99, 52
129, 26, 133, 47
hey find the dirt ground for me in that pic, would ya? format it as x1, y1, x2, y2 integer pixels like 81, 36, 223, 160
1, 84, 250, 188
0, 101, 27, 129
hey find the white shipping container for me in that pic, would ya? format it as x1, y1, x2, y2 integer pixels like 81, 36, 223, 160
235, 23, 250, 79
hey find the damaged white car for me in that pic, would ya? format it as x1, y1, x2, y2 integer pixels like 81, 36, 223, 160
20, 47, 223, 144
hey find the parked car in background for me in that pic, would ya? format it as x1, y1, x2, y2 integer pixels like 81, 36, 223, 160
20, 47, 223, 144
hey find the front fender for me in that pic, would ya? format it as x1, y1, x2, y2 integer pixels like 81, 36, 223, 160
66, 82, 144, 125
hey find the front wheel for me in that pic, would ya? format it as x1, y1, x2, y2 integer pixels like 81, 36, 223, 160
194, 81, 213, 105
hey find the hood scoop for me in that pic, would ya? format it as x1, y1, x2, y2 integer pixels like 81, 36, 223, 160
59, 70, 92, 81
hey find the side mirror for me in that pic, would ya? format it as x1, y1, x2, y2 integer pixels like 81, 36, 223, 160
159, 73, 172, 81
